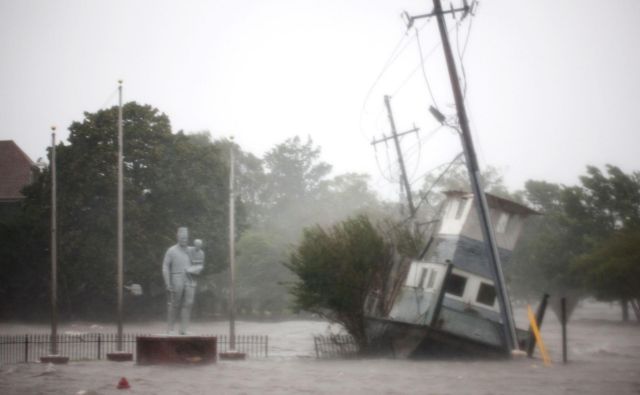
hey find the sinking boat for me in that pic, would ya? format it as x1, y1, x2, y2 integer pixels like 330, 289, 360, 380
365, 190, 538, 357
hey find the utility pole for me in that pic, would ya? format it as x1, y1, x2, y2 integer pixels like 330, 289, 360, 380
405, 0, 518, 352
371, 96, 419, 218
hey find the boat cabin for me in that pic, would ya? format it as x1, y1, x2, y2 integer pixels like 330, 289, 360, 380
382, 191, 538, 350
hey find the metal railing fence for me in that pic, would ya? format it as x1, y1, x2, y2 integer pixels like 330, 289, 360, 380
0, 333, 268, 363
313, 334, 359, 359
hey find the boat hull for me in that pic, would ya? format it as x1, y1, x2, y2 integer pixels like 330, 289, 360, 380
365, 316, 523, 358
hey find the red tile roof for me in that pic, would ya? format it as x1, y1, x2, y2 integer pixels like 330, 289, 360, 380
0, 140, 34, 201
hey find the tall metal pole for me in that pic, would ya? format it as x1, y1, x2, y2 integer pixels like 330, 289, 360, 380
431, 0, 517, 351
561, 297, 568, 363
384, 95, 416, 217
50, 126, 58, 355
228, 141, 236, 351
116, 80, 124, 351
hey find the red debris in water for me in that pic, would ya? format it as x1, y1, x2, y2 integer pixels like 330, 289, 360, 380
117, 377, 130, 390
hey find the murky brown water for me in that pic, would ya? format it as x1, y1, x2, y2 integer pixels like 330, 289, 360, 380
1, 302, 639, 394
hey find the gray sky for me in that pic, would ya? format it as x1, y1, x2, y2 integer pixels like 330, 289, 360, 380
2, 0, 639, 200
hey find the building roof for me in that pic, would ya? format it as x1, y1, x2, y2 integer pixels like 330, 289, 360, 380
443, 190, 539, 216
0, 140, 34, 201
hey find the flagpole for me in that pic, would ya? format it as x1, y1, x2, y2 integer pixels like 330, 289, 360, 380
107, 80, 132, 361
116, 80, 124, 351
50, 126, 58, 356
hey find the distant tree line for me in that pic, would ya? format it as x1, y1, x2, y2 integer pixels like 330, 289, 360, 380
0, 103, 381, 321
1, 101, 638, 325
510, 165, 640, 321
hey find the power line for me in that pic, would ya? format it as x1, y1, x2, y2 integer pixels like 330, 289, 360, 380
402, 127, 423, 182
362, 18, 432, 109
414, 152, 465, 213
455, 1, 477, 98
373, 144, 398, 183
360, 19, 433, 138
388, 152, 464, 232
415, 26, 440, 109
391, 38, 443, 97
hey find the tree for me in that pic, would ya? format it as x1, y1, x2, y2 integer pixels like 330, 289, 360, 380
508, 180, 581, 299
0, 169, 50, 318
285, 215, 418, 350
257, 136, 381, 240
567, 165, 640, 320
234, 230, 292, 315
573, 228, 640, 321
0, 103, 233, 320
262, 136, 331, 212
227, 138, 384, 317
510, 165, 640, 321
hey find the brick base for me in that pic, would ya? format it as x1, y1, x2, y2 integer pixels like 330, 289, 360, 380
136, 335, 217, 365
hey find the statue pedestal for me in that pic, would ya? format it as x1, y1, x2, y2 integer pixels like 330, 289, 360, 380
136, 335, 217, 365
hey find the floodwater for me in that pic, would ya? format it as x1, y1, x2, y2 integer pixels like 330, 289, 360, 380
1, 302, 639, 394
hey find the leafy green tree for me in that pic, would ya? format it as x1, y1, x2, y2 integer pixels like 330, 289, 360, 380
0, 169, 50, 319
311, 173, 381, 226
229, 138, 384, 317
285, 215, 418, 350
1, 103, 233, 320
573, 228, 640, 321
257, 136, 381, 240
262, 136, 332, 210
508, 181, 581, 299
510, 165, 640, 321
234, 230, 292, 315
567, 165, 640, 319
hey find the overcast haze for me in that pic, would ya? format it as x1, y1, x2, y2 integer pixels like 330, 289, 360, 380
2, 0, 639, 199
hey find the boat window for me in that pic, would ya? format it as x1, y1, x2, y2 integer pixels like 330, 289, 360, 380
476, 282, 497, 306
496, 212, 510, 233
417, 268, 429, 289
426, 269, 437, 289
448, 200, 460, 219
445, 273, 467, 297
454, 198, 467, 219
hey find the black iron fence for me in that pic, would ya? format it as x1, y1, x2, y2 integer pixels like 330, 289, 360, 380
313, 334, 359, 359
216, 335, 268, 358
0, 333, 268, 364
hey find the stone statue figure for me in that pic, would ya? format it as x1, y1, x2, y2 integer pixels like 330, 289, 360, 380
188, 239, 205, 277
162, 227, 205, 335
